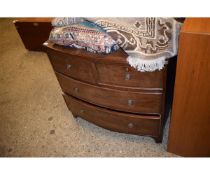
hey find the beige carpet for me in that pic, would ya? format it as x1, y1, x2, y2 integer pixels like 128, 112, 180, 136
0, 18, 176, 157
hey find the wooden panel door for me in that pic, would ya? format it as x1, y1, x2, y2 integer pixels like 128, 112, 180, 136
167, 18, 210, 157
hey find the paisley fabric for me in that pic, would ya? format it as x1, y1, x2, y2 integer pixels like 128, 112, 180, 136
51, 17, 84, 27
49, 21, 119, 54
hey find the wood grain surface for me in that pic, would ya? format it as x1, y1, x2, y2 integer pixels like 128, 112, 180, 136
168, 18, 210, 157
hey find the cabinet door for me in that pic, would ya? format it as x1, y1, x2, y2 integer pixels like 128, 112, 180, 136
168, 18, 210, 157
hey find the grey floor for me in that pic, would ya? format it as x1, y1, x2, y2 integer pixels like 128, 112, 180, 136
0, 18, 176, 157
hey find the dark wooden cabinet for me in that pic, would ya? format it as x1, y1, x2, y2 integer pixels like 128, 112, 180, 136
168, 18, 210, 156
44, 41, 174, 143
13, 18, 53, 51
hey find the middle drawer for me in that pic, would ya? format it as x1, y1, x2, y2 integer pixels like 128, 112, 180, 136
56, 72, 162, 114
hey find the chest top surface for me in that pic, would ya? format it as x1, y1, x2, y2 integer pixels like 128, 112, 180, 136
43, 41, 129, 64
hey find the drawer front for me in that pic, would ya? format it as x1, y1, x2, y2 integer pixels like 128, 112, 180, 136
63, 94, 161, 137
96, 63, 165, 90
48, 50, 96, 84
57, 73, 162, 114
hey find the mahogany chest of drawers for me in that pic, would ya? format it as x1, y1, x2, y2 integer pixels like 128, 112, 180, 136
44, 41, 175, 143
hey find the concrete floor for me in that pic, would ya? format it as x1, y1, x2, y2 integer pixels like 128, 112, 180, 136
0, 18, 176, 157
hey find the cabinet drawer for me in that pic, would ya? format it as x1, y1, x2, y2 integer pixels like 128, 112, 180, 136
47, 50, 96, 84
96, 63, 165, 90
63, 94, 161, 137
57, 72, 162, 114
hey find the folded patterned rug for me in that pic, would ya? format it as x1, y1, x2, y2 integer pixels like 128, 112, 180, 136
86, 18, 182, 72
50, 17, 182, 72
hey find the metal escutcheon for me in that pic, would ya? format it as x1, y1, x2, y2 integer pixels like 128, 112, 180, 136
33, 22, 39, 27
128, 99, 134, 106
67, 64, 72, 70
80, 109, 84, 114
125, 73, 131, 80
128, 123, 134, 128
74, 87, 79, 93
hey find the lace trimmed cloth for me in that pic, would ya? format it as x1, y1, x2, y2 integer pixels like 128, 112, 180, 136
50, 17, 182, 72
86, 18, 182, 72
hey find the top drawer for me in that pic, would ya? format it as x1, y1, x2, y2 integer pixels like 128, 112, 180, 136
47, 50, 96, 84
96, 63, 165, 90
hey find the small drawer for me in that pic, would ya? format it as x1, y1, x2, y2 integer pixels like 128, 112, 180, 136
57, 73, 162, 114
47, 50, 96, 84
96, 63, 165, 90
63, 94, 161, 137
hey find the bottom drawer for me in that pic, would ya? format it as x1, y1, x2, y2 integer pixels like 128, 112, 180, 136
63, 94, 161, 138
